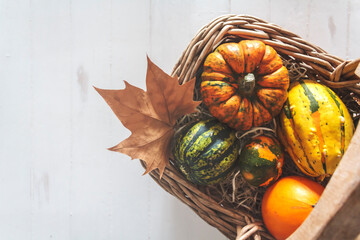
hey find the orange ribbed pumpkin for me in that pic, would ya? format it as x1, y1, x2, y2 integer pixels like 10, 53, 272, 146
201, 40, 289, 131
261, 176, 324, 240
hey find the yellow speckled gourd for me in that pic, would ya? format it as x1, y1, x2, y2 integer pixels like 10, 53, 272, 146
277, 80, 355, 180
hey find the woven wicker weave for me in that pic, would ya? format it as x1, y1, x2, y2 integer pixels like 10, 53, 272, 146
141, 14, 360, 240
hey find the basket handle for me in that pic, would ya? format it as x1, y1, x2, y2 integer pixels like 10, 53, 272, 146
323, 58, 360, 92
330, 58, 360, 81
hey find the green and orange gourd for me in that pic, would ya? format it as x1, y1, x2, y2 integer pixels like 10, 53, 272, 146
238, 135, 284, 187
201, 40, 290, 131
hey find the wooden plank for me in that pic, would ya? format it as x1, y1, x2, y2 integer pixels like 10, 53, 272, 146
347, 0, 360, 60
69, 0, 154, 239
0, 1, 33, 239
25, 1, 73, 239
319, 185, 360, 239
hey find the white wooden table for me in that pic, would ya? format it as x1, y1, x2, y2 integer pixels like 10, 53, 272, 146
0, 1, 359, 239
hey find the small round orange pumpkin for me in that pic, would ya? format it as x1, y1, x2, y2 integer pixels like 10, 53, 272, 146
261, 176, 324, 240
201, 40, 289, 131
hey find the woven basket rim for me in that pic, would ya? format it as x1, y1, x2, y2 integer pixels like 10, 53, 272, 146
172, 14, 360, 90
143, 14, 360, 240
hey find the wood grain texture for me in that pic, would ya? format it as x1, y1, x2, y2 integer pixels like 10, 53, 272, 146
0, 0, 359, 239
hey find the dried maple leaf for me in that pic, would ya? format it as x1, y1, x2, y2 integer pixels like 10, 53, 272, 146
95, 57, 200, 177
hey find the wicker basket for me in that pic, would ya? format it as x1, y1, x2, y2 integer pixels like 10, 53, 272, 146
141, 15, 360, 240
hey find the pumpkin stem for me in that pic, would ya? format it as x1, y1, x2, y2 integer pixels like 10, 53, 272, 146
239, 73, 256, 95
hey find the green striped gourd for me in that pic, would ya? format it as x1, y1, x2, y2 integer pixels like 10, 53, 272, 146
277, 80, 355, 180
172, 118, 239, 185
